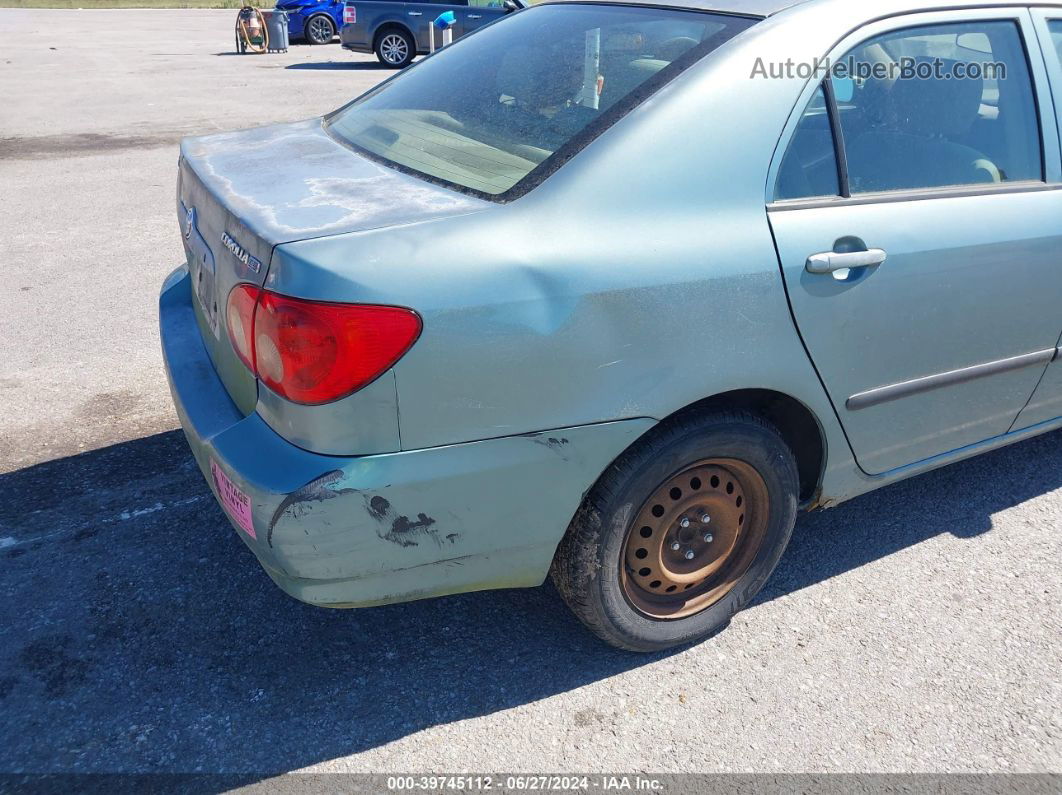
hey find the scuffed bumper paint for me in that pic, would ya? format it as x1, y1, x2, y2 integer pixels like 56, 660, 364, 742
160, 266, 655, 608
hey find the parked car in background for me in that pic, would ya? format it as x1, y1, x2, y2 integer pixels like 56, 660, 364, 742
341, 0, 517, 66
164, 0, 1062, 652
275, 0, 343, 44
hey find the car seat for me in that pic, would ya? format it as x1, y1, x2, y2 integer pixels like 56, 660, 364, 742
845, 57, 1001, 191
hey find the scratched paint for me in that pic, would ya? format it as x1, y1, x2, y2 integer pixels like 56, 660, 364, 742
239, 419, 655, 600
363, 494, 449, 548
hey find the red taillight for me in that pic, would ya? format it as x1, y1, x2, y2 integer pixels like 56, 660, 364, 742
343, 4, 356, 24
225, 286, 421, 405
226, 284, 260, 372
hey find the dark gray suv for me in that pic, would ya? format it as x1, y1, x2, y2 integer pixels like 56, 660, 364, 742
340, 0, 514, 67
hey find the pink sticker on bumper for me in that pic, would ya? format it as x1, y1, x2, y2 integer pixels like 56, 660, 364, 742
211, 459, 256, 539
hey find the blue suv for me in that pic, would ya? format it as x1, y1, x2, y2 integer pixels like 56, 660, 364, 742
275, 0, 343, 45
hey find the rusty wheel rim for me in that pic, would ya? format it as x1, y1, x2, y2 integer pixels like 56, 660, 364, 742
620, 458, 770, 620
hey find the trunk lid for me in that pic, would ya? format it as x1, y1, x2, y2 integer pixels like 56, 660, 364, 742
176, 117, 488, 415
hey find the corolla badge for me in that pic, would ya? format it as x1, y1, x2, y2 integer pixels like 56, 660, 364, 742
221, 231, 263, 274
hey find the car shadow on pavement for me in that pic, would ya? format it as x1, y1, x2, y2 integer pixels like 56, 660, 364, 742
0, 430, 669, 775
0, 427, 1059, 774
285, 61, 391, 70
754, 427, 1062, 606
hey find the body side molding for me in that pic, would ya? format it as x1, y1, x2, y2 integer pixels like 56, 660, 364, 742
847, 348, 1057, 411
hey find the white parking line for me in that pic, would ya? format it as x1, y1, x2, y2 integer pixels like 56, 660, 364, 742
3, 495, 206, 550
118, 502, 165, 520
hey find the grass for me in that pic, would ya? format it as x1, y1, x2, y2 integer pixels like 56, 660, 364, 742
0, 0, 275, 8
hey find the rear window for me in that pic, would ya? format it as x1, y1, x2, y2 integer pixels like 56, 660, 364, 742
326, 4, 756, 198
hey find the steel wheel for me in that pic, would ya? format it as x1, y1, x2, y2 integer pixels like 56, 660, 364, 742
306, 14, 334, 44
552, 411, 798, 651
621, 458, 770, 620
379, 33, 409, 65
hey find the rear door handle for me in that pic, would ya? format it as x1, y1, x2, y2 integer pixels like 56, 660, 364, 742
806, 248, 887, 274
468, 13, 482, 17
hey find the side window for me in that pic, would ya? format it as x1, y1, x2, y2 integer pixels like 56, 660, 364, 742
1046, 19, 1062, 63
775, 84, 840, 200
468, 0, 505, 7
837, 20, 1042, 193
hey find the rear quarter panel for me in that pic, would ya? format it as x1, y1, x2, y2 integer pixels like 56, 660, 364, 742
274, 3, 891, 504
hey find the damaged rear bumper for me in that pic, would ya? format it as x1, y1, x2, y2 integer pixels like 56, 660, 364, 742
160, 266, 654, 608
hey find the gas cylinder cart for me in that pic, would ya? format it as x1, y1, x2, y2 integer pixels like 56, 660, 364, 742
235, 6, 269, 54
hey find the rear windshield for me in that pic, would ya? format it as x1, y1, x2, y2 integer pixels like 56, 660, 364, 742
326, 4, 756, 199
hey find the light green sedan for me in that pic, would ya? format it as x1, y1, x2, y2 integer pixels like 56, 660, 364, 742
162, 0, 1062, 650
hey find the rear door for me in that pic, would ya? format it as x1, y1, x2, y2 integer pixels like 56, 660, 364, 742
426, 0, 477, 41
462, 0, 507, 35
767, 8, 1062, 475
393, 1, 439, 50
1012, 8, 1062, 429
405, 0, 500, 48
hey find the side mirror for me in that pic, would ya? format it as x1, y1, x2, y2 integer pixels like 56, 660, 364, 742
503, 0, 519, 12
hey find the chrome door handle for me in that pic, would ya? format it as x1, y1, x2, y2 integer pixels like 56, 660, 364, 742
805, 248, 887, 274
407, 10, 422, 15
468, 13, 482, 17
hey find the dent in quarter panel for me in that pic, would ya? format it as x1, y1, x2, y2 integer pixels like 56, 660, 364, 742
267, 13, 865, 499
270, 205, 843, 458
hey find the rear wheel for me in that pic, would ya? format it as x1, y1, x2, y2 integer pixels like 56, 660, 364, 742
551, 411, 799, 652
305, 14, 335, 44
375, 28, 415, 68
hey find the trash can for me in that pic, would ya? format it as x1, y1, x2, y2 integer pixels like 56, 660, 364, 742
266, 9, 289, 53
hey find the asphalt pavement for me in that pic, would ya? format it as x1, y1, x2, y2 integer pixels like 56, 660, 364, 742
0, 9, 1059, 779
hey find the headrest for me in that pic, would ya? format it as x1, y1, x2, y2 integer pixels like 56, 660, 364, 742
655, 36, 698, 63
597, 57, 668, 105
880, 57, 983, 137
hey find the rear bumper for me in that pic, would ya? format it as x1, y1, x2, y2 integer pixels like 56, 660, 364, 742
160, 265, 654, 608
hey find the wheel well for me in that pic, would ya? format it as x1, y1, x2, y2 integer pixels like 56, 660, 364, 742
665, 389, 825, 504
373, 23, 412, 49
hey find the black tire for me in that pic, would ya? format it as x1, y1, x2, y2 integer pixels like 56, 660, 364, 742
550, 411, 799, 652
305, 14, 335, 45
375, 27, 415, 68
